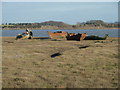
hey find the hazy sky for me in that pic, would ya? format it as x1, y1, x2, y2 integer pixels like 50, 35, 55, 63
2, 2, 118, 24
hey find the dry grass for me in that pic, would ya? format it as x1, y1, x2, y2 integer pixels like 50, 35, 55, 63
2, 37, 118, 88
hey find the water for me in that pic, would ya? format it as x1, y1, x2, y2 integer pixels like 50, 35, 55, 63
1, 29, 119, 37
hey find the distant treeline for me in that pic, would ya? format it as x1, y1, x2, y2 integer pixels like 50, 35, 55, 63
1, 20, 119, 30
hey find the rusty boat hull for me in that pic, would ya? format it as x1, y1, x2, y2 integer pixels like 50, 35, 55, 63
66, 33, 86, 41
48, 31, 68, 40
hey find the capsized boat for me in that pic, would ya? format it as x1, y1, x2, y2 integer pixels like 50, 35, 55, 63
84, 34, 109, 40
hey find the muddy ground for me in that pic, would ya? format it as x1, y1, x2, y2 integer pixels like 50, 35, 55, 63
2, 37, 118, 88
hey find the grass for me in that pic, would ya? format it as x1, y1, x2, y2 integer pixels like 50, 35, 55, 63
2, 37, 118, 88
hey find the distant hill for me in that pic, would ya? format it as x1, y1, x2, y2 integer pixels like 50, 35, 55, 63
1, 20, 118, 30
39, 21, 70, 27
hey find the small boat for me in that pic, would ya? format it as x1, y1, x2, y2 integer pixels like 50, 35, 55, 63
48, 31, 68, 40
84, 34, 109, 40
15, 32, 29, 40
66, 33, 86, 41
48, 31, 86, 41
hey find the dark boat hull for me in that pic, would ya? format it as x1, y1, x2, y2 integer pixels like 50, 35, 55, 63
66, 33, 86, 41
84, 34, 108, 40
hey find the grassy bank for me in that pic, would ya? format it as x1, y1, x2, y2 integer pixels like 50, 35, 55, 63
2, 37, 118, 88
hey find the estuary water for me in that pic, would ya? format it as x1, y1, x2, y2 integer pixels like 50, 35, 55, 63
1, 29, 119, 37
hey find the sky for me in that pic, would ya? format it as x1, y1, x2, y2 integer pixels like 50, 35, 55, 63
2, 2, 118, 24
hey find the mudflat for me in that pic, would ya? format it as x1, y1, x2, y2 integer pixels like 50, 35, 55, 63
2, 37, 118, 88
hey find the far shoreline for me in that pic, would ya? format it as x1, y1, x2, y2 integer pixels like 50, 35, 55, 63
1, 27, 119, 30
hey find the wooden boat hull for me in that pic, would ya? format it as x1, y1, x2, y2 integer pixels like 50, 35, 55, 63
48, 31, 68, 40
48, 31, 86, 41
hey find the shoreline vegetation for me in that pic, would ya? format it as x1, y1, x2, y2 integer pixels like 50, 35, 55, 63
1, 27, 119, 30
1, 20, 119, 30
